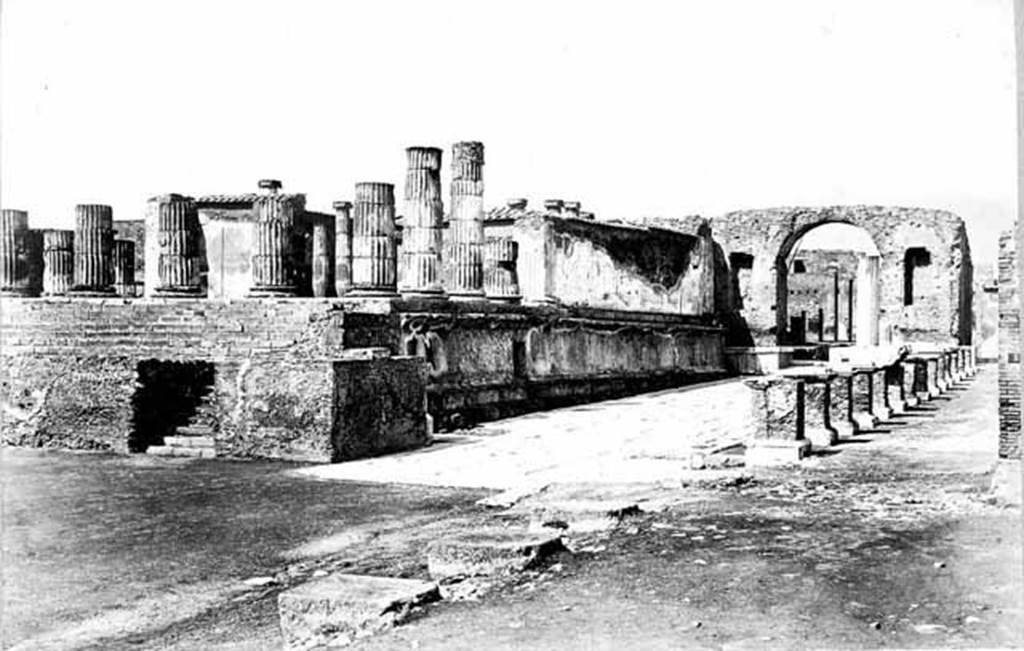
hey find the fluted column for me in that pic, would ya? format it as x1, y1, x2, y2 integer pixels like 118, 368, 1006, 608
311, 214, 335, 298
400, 146, 445, 297
70, 204, 114, 295
484, 236, 520, 302
112, 239, 136, 297
333, 201, 353, 296
0, 209, 31, 296
350, 182, 398, 296
151, 194, 202, 296
446, 141, 485, 299
42, 229, 74, 296
250, 195, 297, 296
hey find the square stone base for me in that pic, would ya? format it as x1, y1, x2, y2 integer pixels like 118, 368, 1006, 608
853, 410, 877, 430
806, 427, 838, 449
745, 439, 812, 467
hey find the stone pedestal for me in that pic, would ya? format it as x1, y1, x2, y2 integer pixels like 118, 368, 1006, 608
112, 239, 136, 297
400, 147, 445, 298
483, 236, 520, 302
743, 376, 812, 466
42, 229, 74, 296
870, 367, 891, 421
828, 371, 858, 439
446, 141, 485, 299
70, 204, 115, 296
311, 214, 335, 297
925, 356, 943, 396
151, 194, 202, 296
797, 372, 838, 448
851, 368, 877, 430
885, 363, 907, 415
333, 201, 353, 296
900, 361, 920, 408
350, 183, 398, 296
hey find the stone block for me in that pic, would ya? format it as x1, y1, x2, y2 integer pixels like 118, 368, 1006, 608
333, 356, 430, 461
425, 530, 567, 581
745, 439, 812, 467
277, 573, 440, 650
163, 435, 215, 448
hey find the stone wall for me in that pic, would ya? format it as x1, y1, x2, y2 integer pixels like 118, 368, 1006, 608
786, 249, 859, 342
1, 295, 727, 456
513, 214, 714, 316
648, 206, 973, 347
398, 301, 725, 428
0, 298, 399, 459
998, 230, 1021, 459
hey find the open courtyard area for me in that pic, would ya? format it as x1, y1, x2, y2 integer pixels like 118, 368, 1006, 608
2, 366, 1020, 650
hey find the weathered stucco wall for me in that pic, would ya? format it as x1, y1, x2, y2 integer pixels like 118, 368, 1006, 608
397, 301, 725, 429
650, 206, 973, 347
513, 214, 715, 316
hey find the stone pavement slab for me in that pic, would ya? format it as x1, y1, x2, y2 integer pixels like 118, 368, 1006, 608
295, 378, 752, 490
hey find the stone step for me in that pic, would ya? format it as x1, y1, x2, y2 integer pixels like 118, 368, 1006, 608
425, 529, 566, 581
146, 445, 216, 458
278, 574, 440, 650
176, 425, 215, 437
163, 435, 215, 448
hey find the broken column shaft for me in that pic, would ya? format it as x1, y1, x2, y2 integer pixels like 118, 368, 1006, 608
112, 239, 136, 297
42, 229, 74, 296
311, 214, 335, 298
70, 204, 115, 295
152, 194, 202, 296
446, 141, 485, 298
400, 147, 445, 297
0, 209, 32, 296
333, 201, 353, 296
351, 182, 398, 295
250, 194, 297, 296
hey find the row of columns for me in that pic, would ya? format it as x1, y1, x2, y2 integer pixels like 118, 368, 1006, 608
325, 142, 520, 302
745, 346, 978, 466
0, 206, 136, 297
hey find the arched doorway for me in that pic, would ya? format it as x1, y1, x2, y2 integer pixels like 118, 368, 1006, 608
775, 222, 882, 346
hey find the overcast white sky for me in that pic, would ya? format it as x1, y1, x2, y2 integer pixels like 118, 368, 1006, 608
0, 0, 1017, 263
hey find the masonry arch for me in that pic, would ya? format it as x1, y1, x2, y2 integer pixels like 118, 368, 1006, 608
775, 220, 880, 346
711, 206, 972, 347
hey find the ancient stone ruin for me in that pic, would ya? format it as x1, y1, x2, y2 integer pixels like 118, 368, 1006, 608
0, 141, 980, 465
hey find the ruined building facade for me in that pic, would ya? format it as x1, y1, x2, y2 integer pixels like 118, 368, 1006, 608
0, 143, 979, 462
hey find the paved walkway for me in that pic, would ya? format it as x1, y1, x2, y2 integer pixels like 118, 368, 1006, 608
297, 378, 752, 490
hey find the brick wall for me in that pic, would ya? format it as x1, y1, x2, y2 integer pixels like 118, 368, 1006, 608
998, 230, 1021, 459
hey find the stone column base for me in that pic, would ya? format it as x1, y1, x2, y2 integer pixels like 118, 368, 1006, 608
853, 410, 877, 430
746, 439, 812, 467
833, 421, 857, 440
806, 427, 838, 449
904, 393, 920, 408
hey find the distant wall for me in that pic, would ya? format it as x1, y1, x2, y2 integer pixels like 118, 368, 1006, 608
998, 230, 1021, 459
513, 215, 714, 316
650, 206, 973, 347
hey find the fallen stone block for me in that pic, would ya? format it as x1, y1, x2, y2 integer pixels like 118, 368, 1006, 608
426, 530, 567, 581
277, 573, 440, 651
745, 439, 812, 467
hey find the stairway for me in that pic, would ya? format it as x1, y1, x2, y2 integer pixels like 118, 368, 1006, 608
146, 424, 217, 458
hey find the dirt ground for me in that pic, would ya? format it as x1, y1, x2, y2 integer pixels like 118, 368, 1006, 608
2, 366, 1021, 650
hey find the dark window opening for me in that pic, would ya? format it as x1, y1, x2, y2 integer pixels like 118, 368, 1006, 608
903, 248, 932, 306
792, 260, 807, 273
